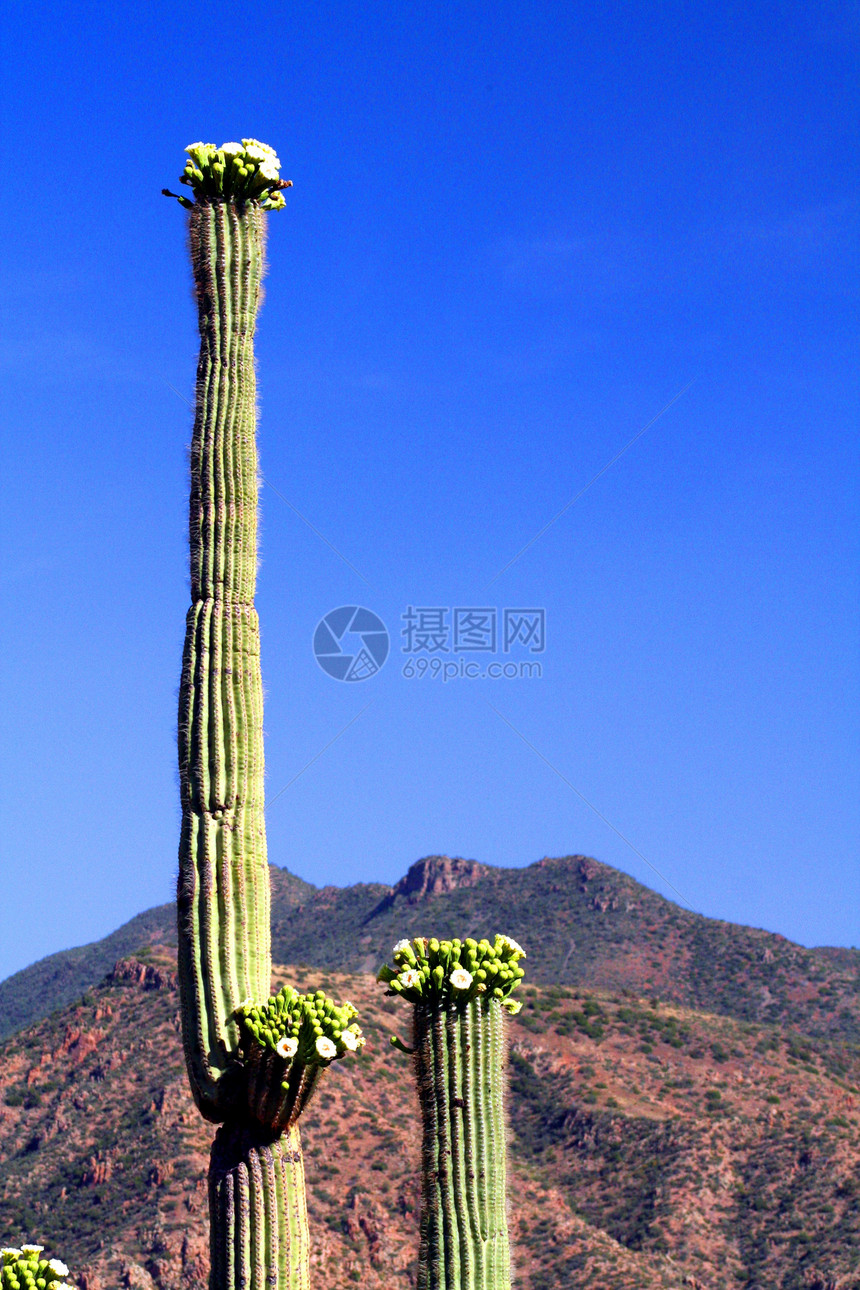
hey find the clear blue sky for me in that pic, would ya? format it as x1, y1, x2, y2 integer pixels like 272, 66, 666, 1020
1, 0, 857, 981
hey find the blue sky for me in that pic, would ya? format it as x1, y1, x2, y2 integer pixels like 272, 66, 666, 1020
1, 0, 857, 982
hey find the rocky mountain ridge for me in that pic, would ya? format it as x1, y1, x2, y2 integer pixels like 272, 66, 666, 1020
2, 855, 858, 1045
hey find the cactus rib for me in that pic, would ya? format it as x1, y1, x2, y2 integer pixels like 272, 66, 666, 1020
209, 1124, 310, 1290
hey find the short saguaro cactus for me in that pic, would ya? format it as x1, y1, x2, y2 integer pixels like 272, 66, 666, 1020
167, 140, 362, 1290
0, 1247, 76, 1290
378, 935, 526, 1290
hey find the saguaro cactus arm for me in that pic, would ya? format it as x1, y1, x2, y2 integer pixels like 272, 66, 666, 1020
236, 986, 365, 1134
379, 935, 526, 1290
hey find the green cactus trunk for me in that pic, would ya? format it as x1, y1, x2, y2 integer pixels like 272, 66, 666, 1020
209, 1124, 310, 1290
176, 195, 304, 1290
171, 141, 364, 1290
414, 996, 512, 1290
177, 198, 271, 1123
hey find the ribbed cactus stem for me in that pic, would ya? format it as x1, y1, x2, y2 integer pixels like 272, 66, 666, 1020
415, 997, 511, 1290
177, 198, 271, 1121
379, 936, 525, 1290
171, 141, 365, 1290
209, 1123, 310, 1290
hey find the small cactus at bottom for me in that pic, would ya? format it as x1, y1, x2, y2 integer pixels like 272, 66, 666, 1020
379, 935, 527, 1290
0, 1247, 76, 1290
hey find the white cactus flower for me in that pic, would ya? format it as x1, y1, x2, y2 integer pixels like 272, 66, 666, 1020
498, 935, 526, 958
449, 968, 474, 991
275, 1036, 298, 1059
315, 1036, 337, 1059
219, 142, 243, 157
392, 939, 412, 955
21, 1246, 44, 1256
1, 1250, 23, 1264
243, 139, 279, 164
341, 1030, 361, 1051
185, 143, 215, 165
48, 1260, 69, 1277
399, 969, 421, 989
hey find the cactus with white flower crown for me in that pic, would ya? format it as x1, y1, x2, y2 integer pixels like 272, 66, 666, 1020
166, 141, 363, 1290
378, 935, 526, 1290
0, 1247, 76, 1290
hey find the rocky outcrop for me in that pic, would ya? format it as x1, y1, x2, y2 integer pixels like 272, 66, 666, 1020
107, 958, 177, 991
370, 856, 490, 916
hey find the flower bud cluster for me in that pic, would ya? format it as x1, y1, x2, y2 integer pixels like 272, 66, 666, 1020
377, 935, 526, 1011
236, 984, 364, 1075
0, 1248, 75, 1290
177, 139, 290, 209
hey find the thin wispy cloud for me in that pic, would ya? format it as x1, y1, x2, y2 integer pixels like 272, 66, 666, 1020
489, 199, 859, 305
492, 231, 643, 300
723, 199, 859, 279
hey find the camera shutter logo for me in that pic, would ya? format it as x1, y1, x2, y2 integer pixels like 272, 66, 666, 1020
313, 606, 390, 682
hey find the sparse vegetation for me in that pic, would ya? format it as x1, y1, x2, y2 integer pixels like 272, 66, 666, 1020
1, 957, 859, 1287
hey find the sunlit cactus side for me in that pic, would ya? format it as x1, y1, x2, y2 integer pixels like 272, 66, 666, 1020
378, 935, 526, 1290
0, 1246, 77, 1290
167, 141, 361, 1290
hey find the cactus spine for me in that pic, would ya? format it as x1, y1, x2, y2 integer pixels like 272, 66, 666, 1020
168, 142, 362, 1290
379, 935, 526, 1290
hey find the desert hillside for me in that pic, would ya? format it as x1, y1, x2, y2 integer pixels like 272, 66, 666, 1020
0, 945, 858, 1289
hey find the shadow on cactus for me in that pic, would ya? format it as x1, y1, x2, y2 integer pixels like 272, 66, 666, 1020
166, 140, 361, 1290
379, 935, 526, 1290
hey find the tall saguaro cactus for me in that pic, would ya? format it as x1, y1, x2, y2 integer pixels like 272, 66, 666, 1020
166, 142, 363, 1290
378, 935, 526, 1290
174, 141, 285, 1123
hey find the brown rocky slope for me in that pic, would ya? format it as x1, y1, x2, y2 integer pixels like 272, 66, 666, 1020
1, 947, 858, 1289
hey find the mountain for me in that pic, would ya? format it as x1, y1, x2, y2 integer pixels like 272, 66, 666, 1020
2, 855, 859, 1045
0, 948, 858, 1289
0, 868, 315, 1040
